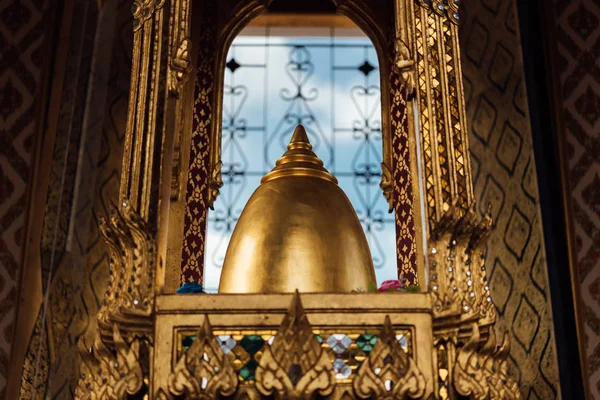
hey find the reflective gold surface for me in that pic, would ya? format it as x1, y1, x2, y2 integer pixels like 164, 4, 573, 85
218, 125, 376, 293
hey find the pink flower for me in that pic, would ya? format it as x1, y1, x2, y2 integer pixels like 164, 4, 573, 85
378, 280, 405, 292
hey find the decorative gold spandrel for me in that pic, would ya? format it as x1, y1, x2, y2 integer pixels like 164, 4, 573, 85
255, 291, 337, 399
158, 316, 239, 399
353, 316, 427, 399
453, 324, 521, 400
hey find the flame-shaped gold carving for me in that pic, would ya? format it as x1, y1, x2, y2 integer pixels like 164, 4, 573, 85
380, 162, 394, 212
255, 291, 336, 399
428, 202, 495, 327
75, 324, 143, 400
453, 324, 521, 399
207, 160, 223, 210
353, 316, 427, 399
96, 201, 156, 338
158, 316, 238, 399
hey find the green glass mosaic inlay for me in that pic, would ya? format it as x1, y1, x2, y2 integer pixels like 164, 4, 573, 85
182, 335, 196, 349
239, 359, 259, 381
240, 335, 265, 356
356, 334, 378, 353
177, 328, 410, 384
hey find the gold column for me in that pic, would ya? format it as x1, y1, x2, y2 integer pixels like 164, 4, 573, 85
75, 0, 195, 396
409, 0, 474, 232
398, 1, 520, 398
118, 0, 193, 293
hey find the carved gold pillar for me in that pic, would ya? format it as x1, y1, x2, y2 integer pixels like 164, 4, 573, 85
116, 0, 194, 294
93, 0, 196, 341
76, 0, 195, 396
388, 0, 476, 285
393, 1, 518, 398
405, 0, 474, 233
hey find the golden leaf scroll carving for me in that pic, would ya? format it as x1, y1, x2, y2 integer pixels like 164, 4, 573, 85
453, 324, 521, 400
96, 201, 156, 337
158, 316, 238, 399
75, 324, 144, 400
394, 0, 416, 96
353, 316, 426, 399
168, 0, 192, 97
393, 41, 416, 96
380, 162, 394, 212
255, 291, 336, 399
207, 160, 223, 210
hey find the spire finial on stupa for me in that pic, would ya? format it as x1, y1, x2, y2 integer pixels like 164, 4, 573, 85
261, 125, 337, 184
288, 125, 312, 151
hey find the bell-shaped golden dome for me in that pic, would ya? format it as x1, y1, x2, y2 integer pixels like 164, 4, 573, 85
218, 125, 376, 293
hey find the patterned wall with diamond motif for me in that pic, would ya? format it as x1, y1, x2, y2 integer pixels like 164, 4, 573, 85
460, 0, 561, 397
2, 0, 131, 398
0, 0, 49, 397
16, 1, 131, 397
551, 0, 600, 397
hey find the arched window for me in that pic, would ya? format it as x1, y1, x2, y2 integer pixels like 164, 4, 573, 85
204, 18, 395, 292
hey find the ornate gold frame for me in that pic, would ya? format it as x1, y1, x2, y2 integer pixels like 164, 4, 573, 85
160, 0, 475, 289
164, 0, 429, 288
73, 0, 521, 398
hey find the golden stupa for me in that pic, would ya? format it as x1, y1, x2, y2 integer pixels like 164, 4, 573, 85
218, 125, 377, 293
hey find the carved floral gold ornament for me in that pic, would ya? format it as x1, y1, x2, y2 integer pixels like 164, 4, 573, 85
208, 161, 223, 210
96, 201, 156, 338
453, 324, 521, 400
75, 324, 144, 400
393, 42, 416, 97
255, 291, 336, 399
380, 162, 394, 212
354, 316, 426, 399
169, 37, 192, 97
168, 0, 192, 97
157, 317, 238, 399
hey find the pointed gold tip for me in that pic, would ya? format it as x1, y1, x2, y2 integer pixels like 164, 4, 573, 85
261, 124, 337, 184
287, 289, 306, 321
288, 125, 312, 150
